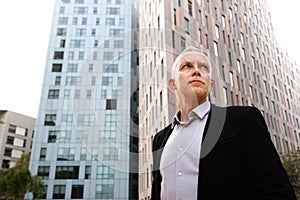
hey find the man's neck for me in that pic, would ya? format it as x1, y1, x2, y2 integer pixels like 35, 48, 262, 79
179, 98, 207, 122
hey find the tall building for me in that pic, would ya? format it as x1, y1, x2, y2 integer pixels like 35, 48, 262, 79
138, 0, 300, 199
28, 0, 138, 199
0, 110, 35, 169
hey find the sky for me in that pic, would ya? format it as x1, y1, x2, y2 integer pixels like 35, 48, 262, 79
0, 1, 299, 118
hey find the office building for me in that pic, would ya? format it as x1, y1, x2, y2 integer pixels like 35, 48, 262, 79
0, 110, 35, 168
28, 0, 138, 199
138, 0, 300, 199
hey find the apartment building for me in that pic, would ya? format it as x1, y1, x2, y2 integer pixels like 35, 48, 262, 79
0, 110, 35, 168
28, 0, 139, 199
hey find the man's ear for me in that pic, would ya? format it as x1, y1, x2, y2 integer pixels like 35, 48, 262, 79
168, 78, 177, 90
210, 80, 214, 88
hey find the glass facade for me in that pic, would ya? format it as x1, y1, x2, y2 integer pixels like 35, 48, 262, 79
28, 0, 138, 199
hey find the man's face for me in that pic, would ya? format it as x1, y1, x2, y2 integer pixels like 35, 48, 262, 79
169, 51, 213, 104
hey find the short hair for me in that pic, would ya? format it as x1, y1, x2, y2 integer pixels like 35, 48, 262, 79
171, 46, 212, 77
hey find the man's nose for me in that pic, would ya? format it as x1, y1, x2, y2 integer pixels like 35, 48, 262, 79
191, 65, 201, 76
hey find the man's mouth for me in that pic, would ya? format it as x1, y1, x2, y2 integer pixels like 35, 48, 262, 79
188, 79, 204, 84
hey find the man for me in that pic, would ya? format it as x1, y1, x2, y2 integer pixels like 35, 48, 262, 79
151, 46, 296, 200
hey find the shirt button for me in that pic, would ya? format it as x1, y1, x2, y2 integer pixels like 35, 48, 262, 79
178, 171, 182, 176
179, 146, 183, 151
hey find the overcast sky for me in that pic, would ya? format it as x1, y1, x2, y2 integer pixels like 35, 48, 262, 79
0, 1, 299, 118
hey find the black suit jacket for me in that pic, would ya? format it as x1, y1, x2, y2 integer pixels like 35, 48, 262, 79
151, 105, 296, 200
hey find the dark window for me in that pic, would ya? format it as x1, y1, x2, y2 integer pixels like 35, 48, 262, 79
53, 185, 65, 199
44, 114, 56, 126
2, 160, 10, 168
71, 185, 84, 199
40, 148, 46, 161
37, 166, 50, 180
52, 64, 62, 72
8, 124, 16, 133
188, 0, 193, 16
55, 166, 79, 179
4, 148, 12, 157
48, 90, 60, 99
54, 51, 64, 59
6, 136, 14, 145
106, 99, 117, 110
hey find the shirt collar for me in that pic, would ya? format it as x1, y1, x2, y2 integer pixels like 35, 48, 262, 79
171, 100, 211, 128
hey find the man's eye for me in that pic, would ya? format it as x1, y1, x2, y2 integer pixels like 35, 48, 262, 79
181, 64, 191, 69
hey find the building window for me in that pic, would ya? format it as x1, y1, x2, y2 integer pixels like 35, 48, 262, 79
223, 87, 228, 105
160, 91, 163, 111
119, 17, 125, 25
105, 114, 116, 127
4, 148, 12, 157
57, 28, 67, 36
55, 166, 79, 179
64, 89, 70, 98
173, 9, 177, 25
105, 18, 115, 25
70, 40, 85, 48
6, 136, 14, 145
109, 28, 124, 36
85, 166, 91, 179
38, 166, 50, 180
101, 90, 107, 99
58, 17, 68, 25
249, 85, 253, 99
114, 40, 124, 48
2, 160, 10, 168
66, 76, 80, 86
67, 63, 78, 72
79, 51, 85, 60
81, 148, 87, 160
97, 165, 115, 179
72, 17, 78, 25
81, 17, 87, 25
100, 130, 116, 141
188, 1, 193, 16
103, 52, 114, 60
106, 7, 120, 15
96, 184, 114, 199
8, 124, 16, 133
48, 130, 71, 143
215, 25, 219, 39
57, 148, 75, 161
102, 76, 113, 86
71, 185, 84, 199
229, 71, 234, 86
59, 39, 65, 48
184, 17, 189, 34
76, 28, 86, 36
61, 114, 73, 126
213, 41, 218, 56
53, 185, 66, 199
106, 99, 117, 110
180, 36, 186, 51
52, 64, 62, 72
40, 148, 46, 161
78, 114, 95, 126
91, 28, 96, 36
104, 64, 118, 73
55, 76, 61, 85
48, 89, 59, 99
53, 51, 64, 60
44, 114, 56, 126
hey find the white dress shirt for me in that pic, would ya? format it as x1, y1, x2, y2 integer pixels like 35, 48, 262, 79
160, 100, 210, 200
